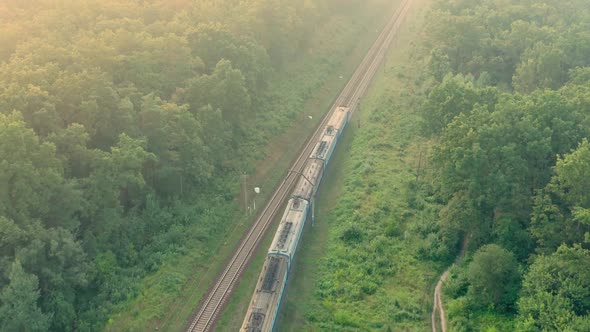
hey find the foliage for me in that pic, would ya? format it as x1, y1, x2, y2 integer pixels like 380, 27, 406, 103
420, 0, 590, 330
531, 139, 590, 253
421, 74, 497, 134
0, 260, 51, 332
517, 245, 590, 331
466, 244, 521, 311
425, 0, 590, 90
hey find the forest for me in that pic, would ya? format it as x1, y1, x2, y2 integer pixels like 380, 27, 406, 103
284, 0, 590, 331
0, 0, 389, 330
422, 0, 590, 330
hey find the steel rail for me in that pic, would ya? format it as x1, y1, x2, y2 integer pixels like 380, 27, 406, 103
185, 1, 412, 330
345, 0, 413, 110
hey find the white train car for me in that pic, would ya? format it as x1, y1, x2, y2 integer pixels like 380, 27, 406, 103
241, 255, 289, 332
268, 198, 310, 264
291, 106, 350, 201
241, 198, 309, 332
241, 107, 350, 332
291, 159, 324, 201
320, 106, 350, 166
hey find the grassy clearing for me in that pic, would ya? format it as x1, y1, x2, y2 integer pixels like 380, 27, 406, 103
106, 2, 396, 331
276, 0, 445, 330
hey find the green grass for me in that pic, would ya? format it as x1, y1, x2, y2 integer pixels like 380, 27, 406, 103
106, 2, 397, 331
106, 206, 248, 332
275, 0, 448, 330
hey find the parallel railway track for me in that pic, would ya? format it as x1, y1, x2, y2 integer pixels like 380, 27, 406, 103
185, 1, 413, 331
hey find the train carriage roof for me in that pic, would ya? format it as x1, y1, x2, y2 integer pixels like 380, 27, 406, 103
268, 198, 309, 258
241, 256, 289, 332
326, 106, 349, 131
291, 159, 324, 200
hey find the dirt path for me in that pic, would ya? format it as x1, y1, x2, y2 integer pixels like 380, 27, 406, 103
432, 237, 469, 332
431, 270, 449, 332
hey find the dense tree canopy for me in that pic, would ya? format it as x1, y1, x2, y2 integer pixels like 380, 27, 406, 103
466, 244, 520, 311
0, 260, 50, 332
517, 245, 590, 331
531, 139, 590, 253
417, 0, 590, 330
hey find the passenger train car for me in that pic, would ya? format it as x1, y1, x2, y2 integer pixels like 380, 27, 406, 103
241, 107, 350, 332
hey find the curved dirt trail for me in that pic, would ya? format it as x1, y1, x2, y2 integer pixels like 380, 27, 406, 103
432, 237, 469, 332
431, 270, 449, 332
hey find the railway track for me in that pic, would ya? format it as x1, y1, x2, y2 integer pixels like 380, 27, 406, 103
185, 1, 413, 331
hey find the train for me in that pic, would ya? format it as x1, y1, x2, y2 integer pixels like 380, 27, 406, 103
240, 106, 350, 332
